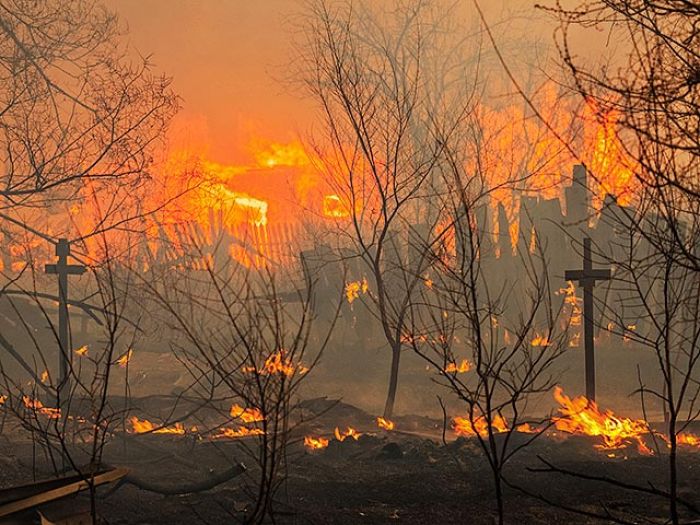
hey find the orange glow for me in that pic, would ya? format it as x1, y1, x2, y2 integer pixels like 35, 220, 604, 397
40, 370, 49, 384
553, 387, 652, 455
334, 426, 362, 442
452, 413, 509, 437
677, 433, 700, 448
323, 194, 350, 218
230, 404, 264, 423
116, 349, 133, 368
213, 427, 265, 439
130, 416, 185, 435
345, 278, 369, 304
445, 359, 471, 373
530, 333, 551, 347
516, 422, 538, 433
75, 345, 89, 357
263, 350, 296, 376
377, 417, 395, 431
557, 280, 582, 347
22, 396, 61, 419
304, 435, 329, 450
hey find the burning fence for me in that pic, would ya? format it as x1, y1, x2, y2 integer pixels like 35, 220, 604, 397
0, 85, 638, 276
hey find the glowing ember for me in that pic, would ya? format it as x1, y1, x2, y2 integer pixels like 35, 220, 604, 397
0, 395, 6, 405
445, 359, 471, 373
213, 427, 265, 439
130, 416, 186, 435
452, 414, 509, 437
22, 396, 61, 419
75, 345, 89, 357
377, 417, 395, 431
553, 387, 652, 455
230, 404, 264, 423
345, 278, 369, 304
116, 349, 133, 368
334, 426, 362, 442
40, 370, 49, 384
304, 435, 329, 450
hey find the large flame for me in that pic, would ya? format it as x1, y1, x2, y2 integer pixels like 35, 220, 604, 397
552, 387, 652, 455
8, 83, 639, 273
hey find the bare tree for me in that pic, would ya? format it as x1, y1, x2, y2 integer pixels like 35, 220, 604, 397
299, 0, 479, 419
136, 225, 338, 523
0, 0, 178, 247
401, 107, 569, 524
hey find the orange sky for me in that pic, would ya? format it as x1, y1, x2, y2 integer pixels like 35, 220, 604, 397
108, 1, 609, 166
110, 0, 313, 164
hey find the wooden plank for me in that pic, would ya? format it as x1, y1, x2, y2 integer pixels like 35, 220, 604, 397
0, 468, 128, 519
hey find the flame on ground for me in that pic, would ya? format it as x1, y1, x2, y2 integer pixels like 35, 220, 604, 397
22, 396, 61, 419
304, 435, 329, 450
213, 427, 265, 439
334, 426, 362, 442
263, 350, 296, 376
552, 387, 652, 455
452, 414, 509, 437
230, 404, 264, 423
75, 345, 88, 356
130, 416, 185, 435
445, 359, 471, 373
377, 417, 395, 431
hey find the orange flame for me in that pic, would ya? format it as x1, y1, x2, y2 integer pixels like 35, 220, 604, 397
334, 426, 362, 442
230, 404, 264, 423
445, 359, 471, 373
116, 349, 133, 368
304, 435, 329, 450
213, 427, 265, 439
553, 387, 652, 455
263, 350, 296, 376
530, 333, 552, 347
130, 416, 185, 435
377, 417, 395, 431
345, 278, 369, 304
75, 345, 89, 357
452, 413, 509, 437
22, 396, 61, 419
323, 194, 350, 218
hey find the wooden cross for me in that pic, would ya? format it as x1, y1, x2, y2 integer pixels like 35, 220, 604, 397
45, 239, 86, 408
564, 237, 611, 402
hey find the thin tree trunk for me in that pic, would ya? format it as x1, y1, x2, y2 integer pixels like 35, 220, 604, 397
383, 345, 402, 419
669, 413, 679, 525
493, 467, 504, 525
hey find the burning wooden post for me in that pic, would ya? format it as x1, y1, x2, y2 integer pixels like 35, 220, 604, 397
564, 237, 611, 402
44, 239, 86, 410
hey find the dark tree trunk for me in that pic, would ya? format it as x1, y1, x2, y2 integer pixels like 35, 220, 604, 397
383, 345, 402, 419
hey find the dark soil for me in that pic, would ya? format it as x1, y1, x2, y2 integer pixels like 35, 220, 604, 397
0, 398, 698, 525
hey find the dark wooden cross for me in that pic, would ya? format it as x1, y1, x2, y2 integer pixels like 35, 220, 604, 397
45, 239, 86, 408
564, 237, 611, 402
